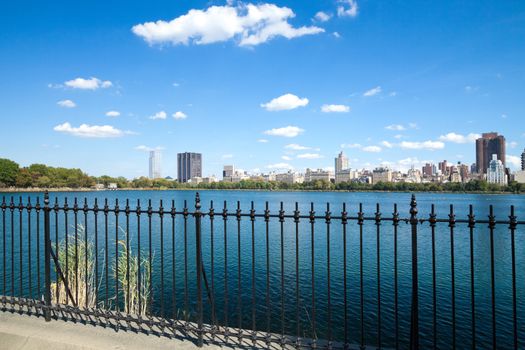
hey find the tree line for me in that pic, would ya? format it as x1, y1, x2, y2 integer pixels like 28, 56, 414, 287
0, 158, 523, 193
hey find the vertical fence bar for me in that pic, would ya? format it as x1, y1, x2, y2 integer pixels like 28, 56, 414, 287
509, 205, 518, 350
375, 203, 382, 348
18, 197, 23, 302
210, 200, 216, 336
159, 200, 164, 318
488, 205, 496, 349
265, 201, 271, 347
236, 201, 242, 343
325, 203, 332, 347
10, 197, 14, 302
358, 203, 365, 348
36, 197, 41, 300
64, 199, 69, 305
170, 200, 176, 320
393, 203, 400, 350
449, 204, 456, 350
74, 198, 79, 308
115, 199, 120, 314
183, 200, 188, 324
223, 201, 229, 336
53, 198, 58, 304
43, 191, 51, 321
279, 202, 285, 346
1, 197, 5, 302
84, 199, 89, 309
409, 194, 419, 350
430, 204, 437, 349
342, 203, 348, 349
251, 201, 257, 345
94, 199, 99, 309
294, 202, 300, 348
104, 199, 108, 310
195, 193, 204, 347
468, 205, 476, 350
309, 203, 316, 348
136, 199, 141, 316
27, 198, 32, 300
147, 200, 153, 318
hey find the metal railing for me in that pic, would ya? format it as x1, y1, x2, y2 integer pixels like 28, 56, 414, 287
0, 191, 523, 349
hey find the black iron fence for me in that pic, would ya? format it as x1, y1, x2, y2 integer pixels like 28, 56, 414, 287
0, 192, 523, 349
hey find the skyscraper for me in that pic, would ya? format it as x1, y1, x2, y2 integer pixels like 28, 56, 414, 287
487, 154, 507, 185
335, 151, 349, 173
177, 152, 202, 183
521, 148, 525, 171
476, 132, 506, 174
148, 150, 161, 179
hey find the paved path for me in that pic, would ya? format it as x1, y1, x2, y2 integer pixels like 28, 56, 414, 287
0, 312, 221, 350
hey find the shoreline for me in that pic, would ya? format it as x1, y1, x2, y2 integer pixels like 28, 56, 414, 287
0, 187, 522, 195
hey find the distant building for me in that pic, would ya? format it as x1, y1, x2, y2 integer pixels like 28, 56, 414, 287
305, 168, 333, 183
335, 151, 349, 173
521, 148, 525, 171
222, 165, 249, 182
275, 171, 304, 184
335, 169, 356, 184
422, 163, 436, 177
487, 154, 507, 185
177, 152, 202, 183
476, 132, 506, 174
372, 167, 392, 184
149, 150, 162, 179
438, 160, 449, 176
515, 170, 525, 184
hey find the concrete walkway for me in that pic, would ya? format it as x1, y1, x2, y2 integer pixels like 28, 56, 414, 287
0, 312, 221, 350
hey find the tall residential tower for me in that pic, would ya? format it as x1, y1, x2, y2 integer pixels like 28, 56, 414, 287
475, 132, 506, 174
177, 152, 202, 183
148, 150, 162, 179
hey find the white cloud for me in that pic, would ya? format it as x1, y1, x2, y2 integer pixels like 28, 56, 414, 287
314, 11, 331, 22
363, 145, 382, 153
385, 124, 405, 131
64, 77, 112, 90
257, 139, 269, 143
281, 155, 292, 161
285, 143, 310, 150
321, 104, 350, 113
57, 99, 76, 108
394, 134, 404, 139
263, 125, 304, 137
149, 111, 167, 120
333, 31, 341, 38
297, 153, 323, 159
222, 154, 234, 159
438, 132, 480, 144
54, 122, 130, 138
261, 93, 309, 111
173, 111, 187, 119
106, 110, 120, 117
509, 141, 518, 149
381, 141, 393, 148
337, 0, 358, 17
172, 82, 180, 87
340, 143, 362, 149
507, 155, 521, 169
135, 145, 164, 152
400, 140, 445, 150
132, 3, 324, 47
267, 162, 294, 170
363, 86, 381, 97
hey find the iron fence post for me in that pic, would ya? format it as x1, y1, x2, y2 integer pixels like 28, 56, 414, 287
43, 191, 51, 321
195, 193, 204, 347
409, 194, 419, 349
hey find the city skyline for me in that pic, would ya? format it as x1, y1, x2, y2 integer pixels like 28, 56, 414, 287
1, 1, 525, 178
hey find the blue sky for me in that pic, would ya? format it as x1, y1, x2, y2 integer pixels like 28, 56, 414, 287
1, 0, 524, 178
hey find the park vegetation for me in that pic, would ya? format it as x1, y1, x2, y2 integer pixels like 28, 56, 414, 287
0, 157, 523, 193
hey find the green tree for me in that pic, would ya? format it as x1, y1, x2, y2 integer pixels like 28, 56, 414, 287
0, 158, 20, 187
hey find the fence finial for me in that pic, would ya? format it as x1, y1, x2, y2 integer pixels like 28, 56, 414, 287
195, 192, 201, 211
44, 190, 49, 206
410, 194, 418, 222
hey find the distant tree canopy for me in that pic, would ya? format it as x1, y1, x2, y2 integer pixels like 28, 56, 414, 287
0, 157, 523, 193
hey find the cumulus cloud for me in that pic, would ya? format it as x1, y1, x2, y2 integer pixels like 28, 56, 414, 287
257, 139, 269, 143
340, 143, 362, 149
132, 3, 324, 47
400, 141, 445, 150
385, 124, 405, 131
64, 77, 113, 90
135, 145, 164, 152
54, 122, 130, 138
337, 0, 358, 17
297, 153, 323, 159
363, 86, 381, 97
285, 143, 310, 150
261, 93, 309, 111
263, 125, 304, 137
57, 99, 76, 108
362, 145, 382, 152
321, 104, 350, 113
438, 132, 480, 144
106, 110, 120, 117
149, 111, 167, 120
507, 155, 521, 169
314, 11, 331, 22
267, 162, 294, 170
281, 155, 292, 161
381, 141, 394, 148
173, 111, 187, 119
